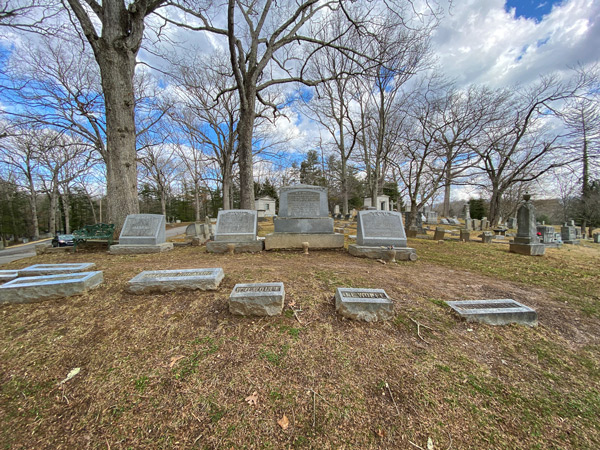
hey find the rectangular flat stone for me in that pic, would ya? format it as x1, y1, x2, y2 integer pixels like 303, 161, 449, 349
0, 271, 103, 304
264, 232, 344, 250
18, 263, 96, 277
0, 270, 18, 282
127, 268, 224, 293
229, 282, 285, 316
214, 210, 258, 242
109, 242, 173, 254
206, 240, 264, 254
119, 214, 166, 245
335, 288, 394, 322
446, 299, 537, 326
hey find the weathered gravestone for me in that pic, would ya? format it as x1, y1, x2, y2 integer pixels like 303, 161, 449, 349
459, 229, 471, 242
335, 288, 394, 322
561, 223, 579, 245
537, 225, 561, 248
348, 210, 417, 261
18, 263, 96, 277
440, 218, 450, 225
593, 233, 600, 243
127, 268, 224, 293
433, 227, 446, 241
463, 204, 472, 230
229, 282, 285, 316
509, 195, 545, 256
508, 217, 518, 229
110, 214, 173, 254
446, 299, 537, 327
479, 231, 494, 244
0, 271, 103, 304
264, 185, 344, 250
206, 210, 264, 253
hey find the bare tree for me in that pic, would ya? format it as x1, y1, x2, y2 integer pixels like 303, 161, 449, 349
63, 0, 167, 231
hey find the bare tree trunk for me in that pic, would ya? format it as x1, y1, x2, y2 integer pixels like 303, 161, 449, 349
160, 192, 166, 217
443, 162, 452, 217
28, 191, 39, 240
488, 188, 502, 226
49, 184, 59, 235
222, 158, 232, 210
98, 49, 140, 229
194, 182, 201, 221
86, 193, 98, 224
237, 99, 256, 210
61, 188, 71, 234
341, 156, 348, 215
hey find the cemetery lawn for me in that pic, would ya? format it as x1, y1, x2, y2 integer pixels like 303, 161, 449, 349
1, 238, 599, 449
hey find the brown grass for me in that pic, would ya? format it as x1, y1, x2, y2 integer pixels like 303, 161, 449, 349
1, 226, 599, 449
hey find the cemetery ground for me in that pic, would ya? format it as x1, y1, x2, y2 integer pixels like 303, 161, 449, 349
1, 225, 599, 449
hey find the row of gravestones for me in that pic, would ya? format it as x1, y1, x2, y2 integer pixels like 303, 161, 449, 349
0, 262, 538, 326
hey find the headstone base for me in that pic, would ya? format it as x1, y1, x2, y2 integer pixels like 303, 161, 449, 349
264, 233, 344, 250
348, 244, 417, 262
543, 242, 563, 248
273, 217, 334, 234
509, 243, 546, 256
109, 242, 174, 254
562, 240, 580, 245
206, 240, 264, 253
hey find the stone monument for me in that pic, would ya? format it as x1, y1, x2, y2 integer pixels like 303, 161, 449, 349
561, 223, 579, 245
109, 214, 173, 254
509, 195, 545, 256
537, 225, 561, 248
206, 210, 264, 253
264, 185, 344, 250
348, 210, 417, 261
463, 204, 472, 230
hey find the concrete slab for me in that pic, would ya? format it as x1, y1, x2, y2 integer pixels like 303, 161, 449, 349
0, 270, 18, 282
127, 268, 224, 293
335, 288, 394, 322
446, 299, 538, 326
509, 243, 546, 256
229, 282, 285, 316
0, 271, 103, 304
18, 263, 96, 277
109, 242, 173, 254
264, 233, 344, 250
348, 244, 417, 262
206, 240, 264, 254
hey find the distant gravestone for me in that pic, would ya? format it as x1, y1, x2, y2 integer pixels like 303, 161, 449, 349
446, 299, 537, 327
110, 214, 173, 254
463, 204, 472, 230
433, 227, 445, 241
593, 233, 600, 243
0, 272, 103, 304
537, 225, 561, 248
229, 282, 285, 316
18, 263, 96, 277
479, 231, 494, 244
335, 288, 394, 322
459, 229, 470, 242
561, 223, 579, 245
508, 217, 518, 229
349, 210, 416, 261
509, 195, 545, 256
127, 268, 224, 293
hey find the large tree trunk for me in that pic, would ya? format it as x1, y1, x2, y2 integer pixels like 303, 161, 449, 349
488, 187, 502, 227
443, 161, 452, 217
237, 96, 256, 210
28, 191, 39, 240
61, 188, 71, 234
222, 158, 232, 210
194, 181, 201, 222
49, 184, 59, 235
341, 156, 348, 215
98, 49, 140, 231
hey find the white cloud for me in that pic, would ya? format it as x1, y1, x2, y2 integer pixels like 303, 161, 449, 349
433, 0, 600, 87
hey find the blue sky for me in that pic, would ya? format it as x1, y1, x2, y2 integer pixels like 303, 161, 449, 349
505, 0, 563, 21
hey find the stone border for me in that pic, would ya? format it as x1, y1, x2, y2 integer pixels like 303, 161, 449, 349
18, 263, 96, 277
127, 268, 225, 293
348, 244, 417, 262
446, 299, 538, 326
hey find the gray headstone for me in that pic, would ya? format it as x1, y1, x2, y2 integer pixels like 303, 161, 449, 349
335, 288, 394, 322
0, 272, 103, 304
593, 233, 600, 243
446, 299, 537, 326
18, 263, 96, 277
277, 185, 329, 218
214, 210, 258, 242
127, 268, 224, 293
229, 282, 285, 316
119, 214, 166, 245
356, 210, 407, 247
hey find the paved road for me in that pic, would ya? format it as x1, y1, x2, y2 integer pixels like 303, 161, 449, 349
0, 226, 189, 267
0, 239, 51, 266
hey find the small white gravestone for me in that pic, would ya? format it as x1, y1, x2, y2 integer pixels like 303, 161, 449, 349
229, 282, 285, 316
127, 268, 224, 293
0, 272, 103, 304
335, 288, 394, 322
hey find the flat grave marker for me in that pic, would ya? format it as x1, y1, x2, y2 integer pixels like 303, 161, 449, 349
0, 270, 19, 282
229, 282, 285, 316
335, 288, 394, 322
446, 299, 537, 326
127, 268, 224, 293
18, 263, 96, 277
0, 271, 103, 304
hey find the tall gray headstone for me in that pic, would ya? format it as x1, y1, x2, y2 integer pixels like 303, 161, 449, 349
509, 194, 545, 256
